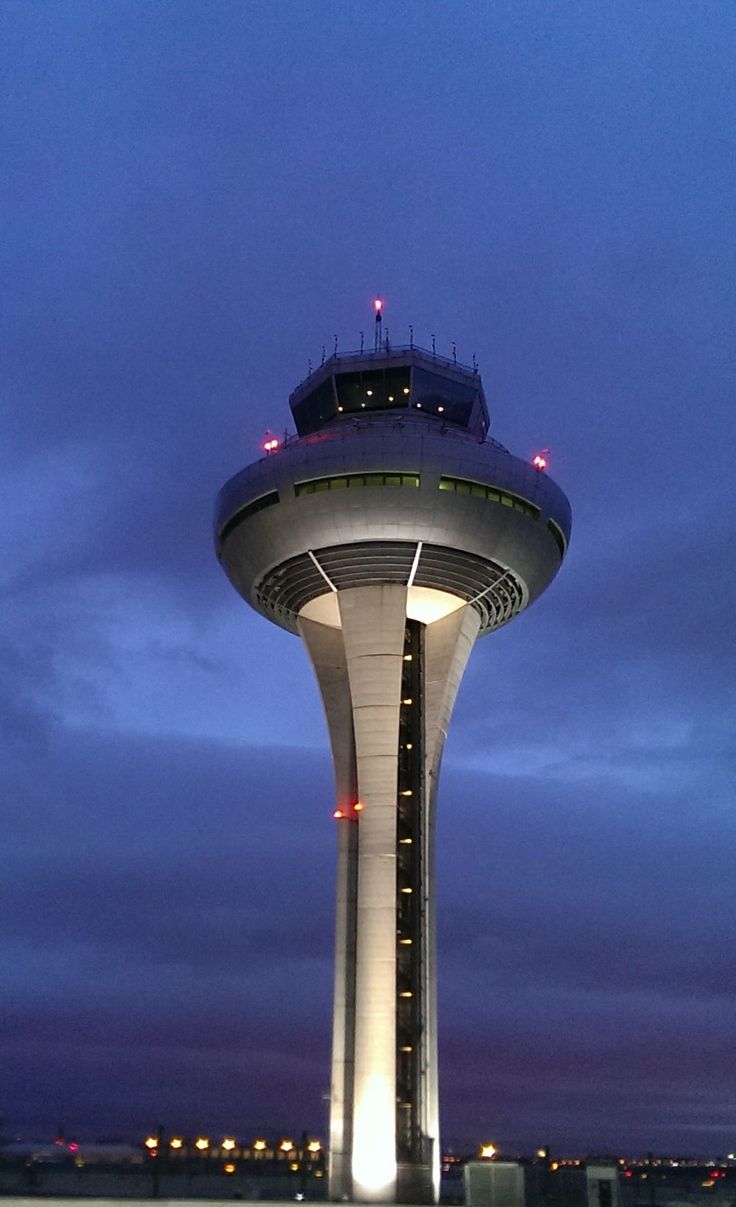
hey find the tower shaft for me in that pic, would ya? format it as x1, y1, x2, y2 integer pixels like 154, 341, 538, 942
300, 584, 480, 1203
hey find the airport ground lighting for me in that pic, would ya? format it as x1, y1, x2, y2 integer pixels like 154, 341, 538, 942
215, 327, 571, 1205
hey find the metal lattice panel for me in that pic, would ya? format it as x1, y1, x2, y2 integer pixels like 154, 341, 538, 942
253, 540, 525, 635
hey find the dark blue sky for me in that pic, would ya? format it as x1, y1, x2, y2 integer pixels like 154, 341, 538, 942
2, 0, 735, 1156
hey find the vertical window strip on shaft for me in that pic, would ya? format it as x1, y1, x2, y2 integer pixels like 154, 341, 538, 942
396, 620, 425, 1165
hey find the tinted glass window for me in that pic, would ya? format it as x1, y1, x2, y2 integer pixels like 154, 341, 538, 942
291, 378, 337, 434
335, 366, 411, 413
411, 368, 479, 428
295, 472, 420, 496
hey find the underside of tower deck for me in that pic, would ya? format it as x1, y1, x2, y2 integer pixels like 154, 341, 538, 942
215, 343, 571, 1204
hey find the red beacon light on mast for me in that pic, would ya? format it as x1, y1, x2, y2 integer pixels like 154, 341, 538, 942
532, 449, 549, 472
263, 432, 279, 454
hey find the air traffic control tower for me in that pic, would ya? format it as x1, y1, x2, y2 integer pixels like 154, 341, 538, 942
215, 317, 571, 1205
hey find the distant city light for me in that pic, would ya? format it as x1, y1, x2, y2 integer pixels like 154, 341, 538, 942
170, 1138, 183, 1149
280, 1139, 295, 1152
253, 1140, 267, 1152
307, 1140, 322, 1153
224, 1162, 236, 1174
221, 1138, 236, 1151
480, 1143, 497, 1159
144, 1136, 159, 1150
195, 1138, 209, 1151
353, 801, 364, 812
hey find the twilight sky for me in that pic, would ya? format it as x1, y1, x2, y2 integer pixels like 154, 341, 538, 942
2, 0, 735, 1156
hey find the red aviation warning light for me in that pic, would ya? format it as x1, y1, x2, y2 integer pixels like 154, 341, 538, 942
374, 298, 383, 315
333, 809, 345, 819
532, 449, 549, 471
263, 432, 279, 453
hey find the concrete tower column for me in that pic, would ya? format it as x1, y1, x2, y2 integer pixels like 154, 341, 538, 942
339, 584, 407, 1203
301, 593, 482, 1204
299, 616, 359, 1200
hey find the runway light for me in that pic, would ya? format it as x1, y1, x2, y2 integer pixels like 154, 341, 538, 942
480, 1143, 496, 1159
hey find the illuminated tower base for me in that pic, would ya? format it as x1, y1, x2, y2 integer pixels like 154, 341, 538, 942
299, 583, 480, 1204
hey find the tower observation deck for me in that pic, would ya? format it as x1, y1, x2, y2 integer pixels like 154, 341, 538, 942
215, 337, 571, 1205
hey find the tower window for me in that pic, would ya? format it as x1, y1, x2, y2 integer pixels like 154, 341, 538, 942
438, 476, 540, 519
218, 491, 280, 545
295, 472, 420, 496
